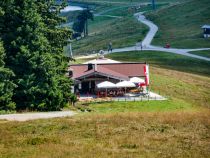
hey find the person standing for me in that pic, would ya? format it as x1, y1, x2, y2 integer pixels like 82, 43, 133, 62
140, 42, 143, 51
108, 42, 112, 53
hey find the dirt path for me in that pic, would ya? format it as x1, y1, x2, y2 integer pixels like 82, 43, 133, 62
0, 111, 77, 122
133, 12, 210, 61
135, 13, 158, 47
76, 12, 210, 62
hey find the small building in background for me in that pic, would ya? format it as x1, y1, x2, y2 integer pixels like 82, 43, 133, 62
202, 25, 210, 38
69, 58, 149, 95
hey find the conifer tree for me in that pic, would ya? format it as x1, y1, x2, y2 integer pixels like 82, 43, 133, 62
0, 40, 16, 111
73, 9, 94, 37
0, 7, 16, 111
0, 0, 73, 111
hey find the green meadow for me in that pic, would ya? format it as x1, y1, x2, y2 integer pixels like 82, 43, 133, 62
146, 0, 210, 48
189, 50, 210, 58
1, 0, 210, 157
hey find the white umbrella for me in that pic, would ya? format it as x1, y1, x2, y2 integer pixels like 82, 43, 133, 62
116, 81, 136, 88
97, 81, 116, 89
129, 77, 145, 83
97, 81, 116, 98
116, 81, 136, 94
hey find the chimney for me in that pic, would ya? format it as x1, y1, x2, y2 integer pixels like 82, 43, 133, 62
69, 70, 73, 78
88, 63, 93, 70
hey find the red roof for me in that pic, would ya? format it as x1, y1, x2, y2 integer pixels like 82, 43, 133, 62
69, 63, 146, 80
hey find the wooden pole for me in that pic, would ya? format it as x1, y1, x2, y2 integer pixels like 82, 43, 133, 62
152, 0, 156, 10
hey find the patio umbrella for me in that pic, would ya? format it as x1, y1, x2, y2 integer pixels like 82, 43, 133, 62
97, 81, 116, 89
97, 81, 116, 97
116, 81, 136, 94
116, 81, 136, 88
129, 77, 145, 83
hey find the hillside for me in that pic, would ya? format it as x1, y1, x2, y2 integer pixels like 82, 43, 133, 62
1, 52, 210, 157
1, 1, 210, 158
1, 111, 210, 158
107, 51, 210, 108
107, 51, 210, 77
146, 0, 210, 48
71, 3, 153, 55
72, 16, 148, 55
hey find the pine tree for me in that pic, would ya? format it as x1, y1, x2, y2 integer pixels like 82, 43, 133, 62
36, 0, 74, 110
0, 0, 73, 111
0, 41, 16, 111
73, 9, 94, 37
0, 7, 16, 111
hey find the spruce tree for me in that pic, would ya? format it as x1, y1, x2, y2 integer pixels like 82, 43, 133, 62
36, 0, 73, 108
0, 40, 16, 111
0, 7, 16, 111
0, 0, 73, 111
73, 9, 94, 36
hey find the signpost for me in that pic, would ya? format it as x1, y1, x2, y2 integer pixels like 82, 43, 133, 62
67, 38, 73, 58
152, 0, 156, 10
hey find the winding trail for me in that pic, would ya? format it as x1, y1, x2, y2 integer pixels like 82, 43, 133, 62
136, 13, 158, 47
104, 12, 210, 61
134, 13, 210, 61
76, 12, 210, 62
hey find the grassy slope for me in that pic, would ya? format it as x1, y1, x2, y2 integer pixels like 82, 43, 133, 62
1, 65, 210, 157
88, 16, 117, 34
102, 3, 167, 16
189, 50, 210, 58
71, 3, 171, 55
79, 66, 210, 111
107, 51, 210, 108
150, 67, 210, 108
107, 51, 210, 76
1, 1, 210, 157
1, 52, 209, 158
146, 0, 210, 48
0, 111, 210, 158
73, 17, 148, 55
70, 1, 189, 55
87, 99, 196, 113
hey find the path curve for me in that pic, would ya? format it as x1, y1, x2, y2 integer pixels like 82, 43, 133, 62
135, 13, 158, 47
75, 11, 210, 61
0, 111, 77, 121
106, 12, 210, 61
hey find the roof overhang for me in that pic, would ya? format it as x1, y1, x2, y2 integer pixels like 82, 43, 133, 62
74, 71, 129, 81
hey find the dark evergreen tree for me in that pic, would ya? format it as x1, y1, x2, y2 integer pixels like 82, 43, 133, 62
36, 0, 74, 110
0, 40, 16, 111
0, 7, 16, 111
73, 20, 85, 35
0, 0, 73, 111
73, 9, 93, 37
